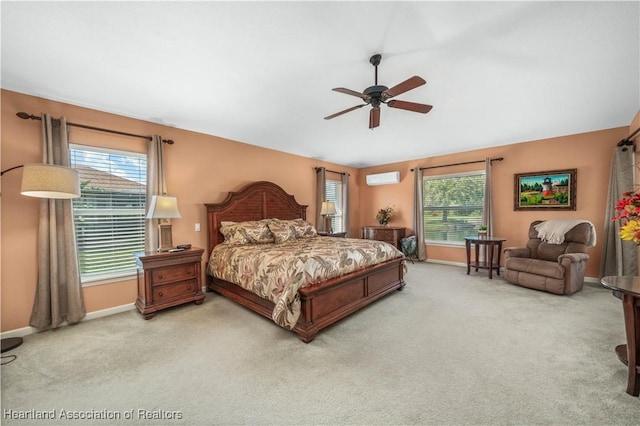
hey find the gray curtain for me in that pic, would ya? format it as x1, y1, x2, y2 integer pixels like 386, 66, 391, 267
145, 135, 167, 252
600, 145, 638, 277
482, 158, 494, 235
413, 168, 426, 260
30, 115, 86, 330
315, 167, 327, 232
480, 157, 495, 262
341, 172, 350, 236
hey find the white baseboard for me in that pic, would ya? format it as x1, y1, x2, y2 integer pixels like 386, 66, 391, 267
424, 259, 467, 268
424, 258, 505, 275
1, 303, 135, 340
84, 303, 136, 320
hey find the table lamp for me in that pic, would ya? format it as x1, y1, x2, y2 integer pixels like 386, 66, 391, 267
146, 195, 182, 251
320, 201, 336, 233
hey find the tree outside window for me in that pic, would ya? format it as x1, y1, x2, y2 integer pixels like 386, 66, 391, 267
423, 171, 485, 243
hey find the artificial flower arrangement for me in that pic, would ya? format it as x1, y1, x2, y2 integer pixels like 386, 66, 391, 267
612, 190, 640, 244
376, 205, 394, 226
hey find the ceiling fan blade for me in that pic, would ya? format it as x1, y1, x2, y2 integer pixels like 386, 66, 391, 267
382, 76, 426, 99
324, 104, 366, 120
387, 100, 433, 114
332, 87, 369, 100
369, 107, 380, 129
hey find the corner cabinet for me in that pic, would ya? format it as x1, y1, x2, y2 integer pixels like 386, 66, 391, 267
361, 226, 406, 249
134, 248, 205, 319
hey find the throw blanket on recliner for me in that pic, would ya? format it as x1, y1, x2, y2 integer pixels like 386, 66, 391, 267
534, 219, 596, 246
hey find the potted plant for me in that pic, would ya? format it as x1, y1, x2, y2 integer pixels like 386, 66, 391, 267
376, 206, 394, 226
478, 225, 488, 238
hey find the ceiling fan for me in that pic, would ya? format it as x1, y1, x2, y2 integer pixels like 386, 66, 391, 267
324, 54, 433, 129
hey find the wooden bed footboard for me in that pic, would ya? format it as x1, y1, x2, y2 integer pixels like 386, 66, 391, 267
207, 257, 405, 342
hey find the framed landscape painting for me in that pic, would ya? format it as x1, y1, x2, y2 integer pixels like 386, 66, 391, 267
514, 169, 577, 211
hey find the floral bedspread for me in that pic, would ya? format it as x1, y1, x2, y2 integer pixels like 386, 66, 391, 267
207, 237, 405, 329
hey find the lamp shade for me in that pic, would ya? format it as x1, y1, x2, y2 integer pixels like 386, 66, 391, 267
146, 195, 182, 219
320, 201, 336, 215
20, 163, 80, 199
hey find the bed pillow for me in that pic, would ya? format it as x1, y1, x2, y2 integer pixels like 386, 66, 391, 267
220, 220, 275, 244
267, 218, 317, 242
288, 218, 318, 238
267, 220, 298, 244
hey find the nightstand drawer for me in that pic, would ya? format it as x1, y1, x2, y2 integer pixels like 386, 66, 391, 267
152, 279, 198, 302
374, 229, 394, 239
374, 230, 395, 245
151, 263, 197, 285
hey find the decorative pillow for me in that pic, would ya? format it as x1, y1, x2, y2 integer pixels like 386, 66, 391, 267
220, 220, 275, 245
267, 220, 298, 244
289, 218, 318, 238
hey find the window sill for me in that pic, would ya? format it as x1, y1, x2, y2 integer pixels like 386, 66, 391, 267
425, 240, 465, 248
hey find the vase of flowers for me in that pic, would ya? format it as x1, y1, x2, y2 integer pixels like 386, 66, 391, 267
376, 205, 394, 226
612, 190, 640, 244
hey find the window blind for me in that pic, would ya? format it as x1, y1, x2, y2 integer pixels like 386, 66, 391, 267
70, 145, 147, 282
325, 178, 343, 232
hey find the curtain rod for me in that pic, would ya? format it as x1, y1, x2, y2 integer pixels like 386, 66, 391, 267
315, 167, 349, 176
16, 112, 175, 145
617, 127, 640, 146
411, 157, 503, 172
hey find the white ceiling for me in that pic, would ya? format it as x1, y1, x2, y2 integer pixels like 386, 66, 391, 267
2, 1, 639, 168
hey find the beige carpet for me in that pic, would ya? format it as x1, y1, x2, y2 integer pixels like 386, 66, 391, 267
1, 262, 638, 425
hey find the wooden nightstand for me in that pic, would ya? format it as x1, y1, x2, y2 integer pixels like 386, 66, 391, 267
317, 231, 347, 238
134, 247, 205, 319
361, 226, 406, 249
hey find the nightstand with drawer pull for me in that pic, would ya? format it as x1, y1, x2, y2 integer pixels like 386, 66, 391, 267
134, 247, 205, 319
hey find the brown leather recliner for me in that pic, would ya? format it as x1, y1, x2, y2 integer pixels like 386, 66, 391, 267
503, 220, 593, 295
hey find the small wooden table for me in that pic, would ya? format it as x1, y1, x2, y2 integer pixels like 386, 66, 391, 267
600, 275, 640, 397
464, 236, 506, 279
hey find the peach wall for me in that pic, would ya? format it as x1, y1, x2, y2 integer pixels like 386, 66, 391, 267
2, 88, 637, 333
358, 123, 638, 279
1, 89, 359, 331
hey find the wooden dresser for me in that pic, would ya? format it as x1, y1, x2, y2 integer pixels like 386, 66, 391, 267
134, 248, 205, 319
361, 226, 406, 249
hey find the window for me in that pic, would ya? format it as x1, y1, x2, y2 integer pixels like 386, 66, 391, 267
325, 178, 343, 233
70, 145, 146, 283
423, 171, 485, 244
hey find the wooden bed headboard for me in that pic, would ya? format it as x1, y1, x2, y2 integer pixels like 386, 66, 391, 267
204, 181, 308, 257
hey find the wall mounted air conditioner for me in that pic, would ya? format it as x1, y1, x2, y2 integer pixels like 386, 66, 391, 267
366, 171, 400, 186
